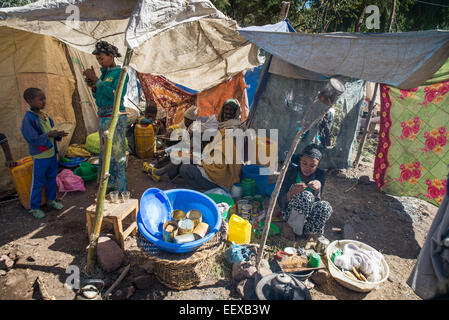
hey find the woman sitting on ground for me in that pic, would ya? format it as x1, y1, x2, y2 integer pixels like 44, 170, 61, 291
278, 144, 332, 240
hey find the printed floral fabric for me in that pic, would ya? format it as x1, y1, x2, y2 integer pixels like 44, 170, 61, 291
374, 80, 449, 206
137, 73, 196, 127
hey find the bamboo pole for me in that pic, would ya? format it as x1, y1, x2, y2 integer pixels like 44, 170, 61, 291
86, 48, 134, 275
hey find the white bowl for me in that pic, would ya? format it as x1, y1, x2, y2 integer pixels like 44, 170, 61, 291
326, 239, 390, 293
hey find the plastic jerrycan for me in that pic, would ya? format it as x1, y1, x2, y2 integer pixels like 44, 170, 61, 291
135, 123, 155, 159
227, 214, 252, 244
8, 156, 46, 210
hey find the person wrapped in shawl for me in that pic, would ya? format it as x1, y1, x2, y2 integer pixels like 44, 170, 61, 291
83, 41, 129, 192
217, 98, 243, 129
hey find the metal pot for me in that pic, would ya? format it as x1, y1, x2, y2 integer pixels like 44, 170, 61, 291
75, 279, 104, 300
270, 273, 297, 300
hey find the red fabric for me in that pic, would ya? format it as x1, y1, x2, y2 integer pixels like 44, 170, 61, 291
137, 73, 196, 127
196, 73, 249, 121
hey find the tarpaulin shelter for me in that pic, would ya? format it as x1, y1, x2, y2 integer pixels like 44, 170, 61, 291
241, 21, 367, 169
237, 23, 449, 205
0, 0, 262, 191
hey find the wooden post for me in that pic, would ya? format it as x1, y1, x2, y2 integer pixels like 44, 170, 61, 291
255, 99, 334, 269
255, 77, 346, 269
352, 82, 378, 167
246, 1, 290, 128
353, 1, 396, 167
86, 48, 133, 275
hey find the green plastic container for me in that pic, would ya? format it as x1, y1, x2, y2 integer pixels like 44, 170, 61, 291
241, 178, 256, 197
253, 221, 280, 237
309, 253, 321, 268
205, 193, 234, 220
79, 162, 92, 176
74, 164, 99, 182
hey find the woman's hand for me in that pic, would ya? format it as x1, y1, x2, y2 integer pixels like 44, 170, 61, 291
287, 182, 307, 201
83, 66, 98, 85
307, 180, 321, 192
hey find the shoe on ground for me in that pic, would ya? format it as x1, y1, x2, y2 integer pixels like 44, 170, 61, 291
29, 209, 46, 219
47, 200, 64, 210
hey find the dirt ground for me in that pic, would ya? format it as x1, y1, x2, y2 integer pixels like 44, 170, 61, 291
0, 155, 438, 300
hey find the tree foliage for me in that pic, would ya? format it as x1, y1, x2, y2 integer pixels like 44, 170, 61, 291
211, 0, 449, 32
0, 0, 35, 8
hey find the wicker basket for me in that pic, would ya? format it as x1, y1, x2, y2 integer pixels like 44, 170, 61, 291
137, 219, 228, 290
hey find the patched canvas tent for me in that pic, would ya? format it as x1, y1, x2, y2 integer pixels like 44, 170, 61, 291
0, 0, 262, 192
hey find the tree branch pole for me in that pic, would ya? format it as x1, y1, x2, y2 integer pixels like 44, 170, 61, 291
255, 98, 335, 269
86, 48, 134, 275
246, 1, 290, 128
353, 1, 396, 167
352, 82, 379, 167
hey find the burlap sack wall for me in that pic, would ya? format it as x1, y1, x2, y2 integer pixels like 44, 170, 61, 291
0, 27, 75, 192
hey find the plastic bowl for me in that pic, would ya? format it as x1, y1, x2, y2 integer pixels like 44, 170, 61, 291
137, 188, 222, 253
205, 193, 234, 220
74, 164, 98, 182
326, 239, 390, 293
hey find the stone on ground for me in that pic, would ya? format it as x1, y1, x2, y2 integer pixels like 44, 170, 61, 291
97, 237, 124, 272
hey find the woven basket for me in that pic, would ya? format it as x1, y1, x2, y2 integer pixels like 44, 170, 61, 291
137, 219, 228, 290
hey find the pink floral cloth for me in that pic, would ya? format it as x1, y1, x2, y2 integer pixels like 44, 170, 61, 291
375, 80, 449, 206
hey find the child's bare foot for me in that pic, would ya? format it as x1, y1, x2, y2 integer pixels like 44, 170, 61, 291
283, 222, 296, 241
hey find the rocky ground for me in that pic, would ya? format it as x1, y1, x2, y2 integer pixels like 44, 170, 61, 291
0, 155, 439, 300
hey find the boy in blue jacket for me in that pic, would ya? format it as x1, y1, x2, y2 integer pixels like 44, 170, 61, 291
21, 88, 67, 219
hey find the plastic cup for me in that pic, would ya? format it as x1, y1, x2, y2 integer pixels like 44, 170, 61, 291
109, 191, 119, 203
121, 191, 130, 202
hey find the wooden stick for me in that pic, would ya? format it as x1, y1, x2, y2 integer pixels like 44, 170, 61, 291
86, 48, 134, 275
103, 264, 131, 299
35, 276, 56, 300
255, 99, 333, 270
353, 82, 378, 167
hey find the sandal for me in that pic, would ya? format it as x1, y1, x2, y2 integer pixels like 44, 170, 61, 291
47, 200, 64, 210
149, 168, 161, 182
29, 209, 46, 219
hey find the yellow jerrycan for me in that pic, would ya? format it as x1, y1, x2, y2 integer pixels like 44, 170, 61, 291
227, 214, 252, 244
8, 156, 46, 210
135, 123, 155, 159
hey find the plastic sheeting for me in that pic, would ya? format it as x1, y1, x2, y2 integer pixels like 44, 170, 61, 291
250, 73, 365, 169
0, 0, 261, 91
238, 28, 449, 89
0, 27, 76, 191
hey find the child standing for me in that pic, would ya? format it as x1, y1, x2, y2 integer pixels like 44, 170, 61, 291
21, 88, 67, 219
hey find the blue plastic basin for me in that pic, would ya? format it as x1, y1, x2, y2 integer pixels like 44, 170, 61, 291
137, 188, 222, 253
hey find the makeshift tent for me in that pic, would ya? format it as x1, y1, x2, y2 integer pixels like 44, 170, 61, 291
0, 0, 262, 192
238, 22, 449, 205
244, 21, 365, 169
237, 28, 449, 90
0, 0, 261, 91
0, 27, 76, 191
0, 26, 142, 192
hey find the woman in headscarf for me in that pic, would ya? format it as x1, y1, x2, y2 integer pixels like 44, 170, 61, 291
277, 144, 333, 240
217, 98, 242, 129
83, 41, 129, 192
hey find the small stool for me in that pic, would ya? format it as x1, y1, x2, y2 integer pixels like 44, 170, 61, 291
86, 199, 139, 250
